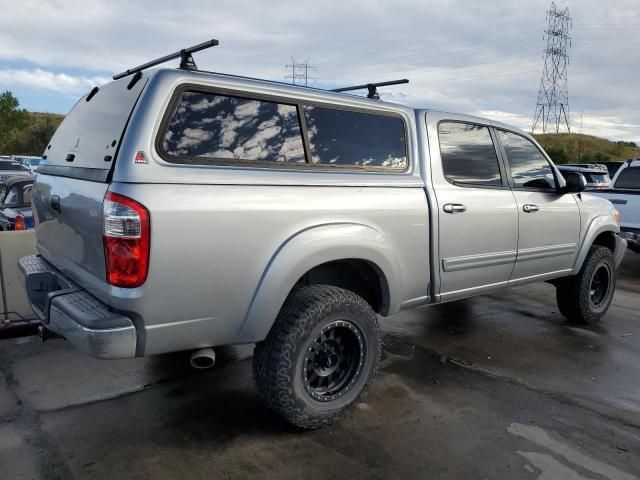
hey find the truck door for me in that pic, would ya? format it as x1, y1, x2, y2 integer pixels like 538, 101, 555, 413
495, 129, 580, 281
426, 114, 518, 301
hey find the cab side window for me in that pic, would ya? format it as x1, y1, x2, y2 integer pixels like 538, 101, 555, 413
438, 122, 503, 187
497, 130, 557, 190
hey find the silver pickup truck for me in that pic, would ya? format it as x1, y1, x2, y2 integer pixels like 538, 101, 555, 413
20, 44, 626, 429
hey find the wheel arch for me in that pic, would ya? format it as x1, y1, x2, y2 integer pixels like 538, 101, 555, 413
235, 223, 401, 344
571, 215, 621, 275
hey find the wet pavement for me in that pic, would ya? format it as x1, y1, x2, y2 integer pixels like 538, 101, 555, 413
1, 253, 639, 479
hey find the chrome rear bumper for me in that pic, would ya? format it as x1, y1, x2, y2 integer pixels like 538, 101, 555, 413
19, 255, 137, 359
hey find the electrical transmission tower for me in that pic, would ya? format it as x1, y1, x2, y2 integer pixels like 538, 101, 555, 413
285, 57, 315, 86
532, 2, 572, 134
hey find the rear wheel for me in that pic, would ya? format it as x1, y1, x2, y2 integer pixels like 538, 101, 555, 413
253, 285, 381, 429
556, 246, 616, 324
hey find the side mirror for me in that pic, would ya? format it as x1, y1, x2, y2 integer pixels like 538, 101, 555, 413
563, 172, 587, 193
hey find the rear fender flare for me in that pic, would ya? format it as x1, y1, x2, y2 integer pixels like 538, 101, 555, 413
235, 223, 401, 343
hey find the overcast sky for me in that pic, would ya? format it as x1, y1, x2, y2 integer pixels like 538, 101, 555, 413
1, 0, 639, 142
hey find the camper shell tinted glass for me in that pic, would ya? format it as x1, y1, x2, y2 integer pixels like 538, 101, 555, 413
158, 86, 409, 171
162, 91, 305, 164
38, 76, 148, 181
303, 106, 407, 169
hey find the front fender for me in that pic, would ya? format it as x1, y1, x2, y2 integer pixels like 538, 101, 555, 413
235, 223, 401, 343
571, 215, 621, 275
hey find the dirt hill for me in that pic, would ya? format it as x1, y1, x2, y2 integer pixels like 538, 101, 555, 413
534, 133, 640, 165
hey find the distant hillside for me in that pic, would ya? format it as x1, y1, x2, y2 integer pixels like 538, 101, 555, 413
534, 133, 640, 165
0, 111, 64, 156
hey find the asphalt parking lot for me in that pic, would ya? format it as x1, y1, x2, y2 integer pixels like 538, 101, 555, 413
1, 254, 639, 480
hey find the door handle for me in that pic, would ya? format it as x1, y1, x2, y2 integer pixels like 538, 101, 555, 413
523, 204, 539, 213
443, 203, 466, 214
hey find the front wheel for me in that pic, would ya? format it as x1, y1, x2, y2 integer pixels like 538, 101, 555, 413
253, 285, 382, 429
556, 246, 616, 324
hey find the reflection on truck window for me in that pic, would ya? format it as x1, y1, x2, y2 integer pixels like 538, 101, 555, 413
498, 131, 557, 189
614, 168, 640, 190
162, 91, 305, 164
303, 106, 407, 169
438, 122, 502, 186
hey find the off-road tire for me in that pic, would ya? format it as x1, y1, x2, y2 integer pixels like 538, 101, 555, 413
556, 246, 616, 324
253, 285, 382, 429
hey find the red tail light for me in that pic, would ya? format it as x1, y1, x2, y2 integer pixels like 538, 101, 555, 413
14, 215, 25, 231
103, 192, 150, 288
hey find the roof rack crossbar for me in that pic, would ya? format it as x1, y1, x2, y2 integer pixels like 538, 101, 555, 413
332, 79, 409, 99
113, 39, 219, 80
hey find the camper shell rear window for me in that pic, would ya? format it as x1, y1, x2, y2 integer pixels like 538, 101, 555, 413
38, 76, 148, 182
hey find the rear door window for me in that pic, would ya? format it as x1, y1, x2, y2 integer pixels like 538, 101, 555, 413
303, 106, 407, 169
614, 168, 640, 189
161, 91, 305, 164
438, 122, 503, 186
498, 130, 557, 190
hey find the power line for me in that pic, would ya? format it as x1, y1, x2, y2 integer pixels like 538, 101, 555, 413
285, 57, 316, 86
532, 2, 572, 134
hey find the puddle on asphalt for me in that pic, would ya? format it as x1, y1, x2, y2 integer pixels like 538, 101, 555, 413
508, 423, 638, 480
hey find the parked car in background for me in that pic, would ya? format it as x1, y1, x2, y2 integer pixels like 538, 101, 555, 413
0, 160, 31, 181
589, 159, 640, 253
12, 155, 42, 174
0, 176, 34, 230
558, 164, 611, 189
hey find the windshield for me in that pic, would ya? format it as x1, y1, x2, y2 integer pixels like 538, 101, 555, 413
584, 173, 610, 183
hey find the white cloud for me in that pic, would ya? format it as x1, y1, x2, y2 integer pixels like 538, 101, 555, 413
0, 0, 638, 142
0, 68, 109, 95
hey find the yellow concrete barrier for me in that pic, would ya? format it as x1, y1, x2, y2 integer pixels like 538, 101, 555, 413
0, 230, 37, 320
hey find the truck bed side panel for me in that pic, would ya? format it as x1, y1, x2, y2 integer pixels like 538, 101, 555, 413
106, 183, 429, 355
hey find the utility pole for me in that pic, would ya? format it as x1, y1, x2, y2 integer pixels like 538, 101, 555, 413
532, 2, 572, 134
577, 108, 584, 161
285, 57, 315, 86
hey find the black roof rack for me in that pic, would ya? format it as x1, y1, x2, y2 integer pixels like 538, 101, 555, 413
332, 79, 409, 99
113, 39, 219, 80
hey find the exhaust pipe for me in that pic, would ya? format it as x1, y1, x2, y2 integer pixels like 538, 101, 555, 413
190, 347, 216, 369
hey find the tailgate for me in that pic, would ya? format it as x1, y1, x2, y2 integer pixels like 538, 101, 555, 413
32, 76, 148, 296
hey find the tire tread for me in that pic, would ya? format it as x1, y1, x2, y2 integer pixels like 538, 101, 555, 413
253, 285, 381, 429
